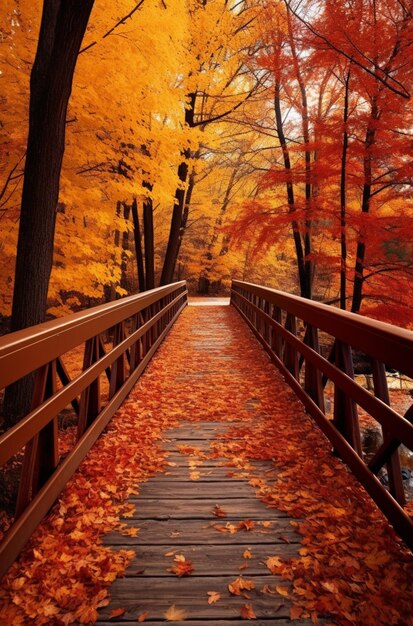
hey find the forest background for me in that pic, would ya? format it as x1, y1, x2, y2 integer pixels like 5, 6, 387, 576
1, 0, 413, 334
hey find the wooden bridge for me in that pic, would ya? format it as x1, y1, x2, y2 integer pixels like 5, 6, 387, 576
0, 281, 412, 625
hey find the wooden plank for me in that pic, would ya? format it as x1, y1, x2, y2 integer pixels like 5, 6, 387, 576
97, 575, 294, 620
107, 544, 300, 576
105, 520, 299, 545
150, 468, 247, 481
98, 615, 318, 626
126, 498, 287, 520
136, 481, 256, 499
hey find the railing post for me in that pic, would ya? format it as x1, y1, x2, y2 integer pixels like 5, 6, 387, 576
333, 341, 362, 456
304, 324, 325, 411
109, 322, 126, 398
15, 361, 59, 516
283, 314, 299, 379
77, 336, 101, 439
270, 306, 283, 357
372, 360, 405, 505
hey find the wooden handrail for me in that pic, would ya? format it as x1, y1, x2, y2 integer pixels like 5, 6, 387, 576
0, 282, 188, 577
231, 280, 413, 551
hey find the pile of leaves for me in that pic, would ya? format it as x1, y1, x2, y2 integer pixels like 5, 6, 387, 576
0, 384, 180, 624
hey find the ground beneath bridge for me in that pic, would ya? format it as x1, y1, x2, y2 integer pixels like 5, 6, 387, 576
1, 303, 412, 625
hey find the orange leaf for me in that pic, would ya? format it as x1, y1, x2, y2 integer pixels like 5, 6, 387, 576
228, 576, 255, 596
290, 605, 303, 619
109, 607, 126, 618
240, 603, 256, 619
275, 585, 289, 597
170, 555, 194, 577
243, 549, 252, 559
237, 519, 255, 531
137, 611, 149, 622
265, 556, 283, 573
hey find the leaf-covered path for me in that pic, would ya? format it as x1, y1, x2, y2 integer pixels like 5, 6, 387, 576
1, 303, 413, 625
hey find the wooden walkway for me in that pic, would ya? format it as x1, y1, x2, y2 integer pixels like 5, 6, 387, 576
98, 302, 309, 623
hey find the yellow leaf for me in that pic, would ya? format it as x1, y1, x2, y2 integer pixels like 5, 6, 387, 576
164, 605, 188, 621
207, 591, 221, 604
243, 549, 252, 559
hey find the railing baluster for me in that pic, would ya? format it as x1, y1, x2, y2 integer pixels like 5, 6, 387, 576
15, 361, 59, 516
333, 341, 362, 456
304, 324, 325, 411
372, 359, 405, 505
283, 314, 299, 379
109, 322, 126, 398
77, 336, 101, 439
270, 306, 283, 357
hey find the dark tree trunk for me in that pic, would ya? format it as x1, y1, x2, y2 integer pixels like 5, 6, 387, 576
340, 69, 351, 310
173, 160, 197, 268
351, 99, 379, 313
4, 0, 94, 426
286, 6, 312, 299
120, 202, 131, 293
131, 198, 145, 292
274, 83, 308, 298
143, 185, 155, 291
160, 93, 196, 285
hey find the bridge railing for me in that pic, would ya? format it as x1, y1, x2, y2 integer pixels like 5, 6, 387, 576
0, 282, 188, 577
231, 279, 413, 550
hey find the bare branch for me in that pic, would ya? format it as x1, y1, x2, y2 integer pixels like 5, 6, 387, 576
80, 0, 145, 54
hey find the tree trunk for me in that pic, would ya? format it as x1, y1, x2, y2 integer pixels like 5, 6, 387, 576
131, 198, 145, 292
120, 202, 131, 293
340, 69, 351, 310
351, 99, 379, 313
143, 184, 155, 291
173, 159, 198, 269
286, 6, 312, 299
4, 0, 94, 426
160, 93, 196, 285
274, 82, 308, 298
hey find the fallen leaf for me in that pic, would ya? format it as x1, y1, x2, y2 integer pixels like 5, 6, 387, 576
240, 603, 256, 619
275, 585, 289, 597
290, 605, 303, 619
164, 605, 188, 621
212, 504, 227, 517
237, 519, 255, 531
137, 611, 149, 622
265, 556, 283, 573
109, 607, 126, 618
170, 554, 194, 577
207, 591, 221, 604
228, 576, 255, 596
243, 549, 252, 559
